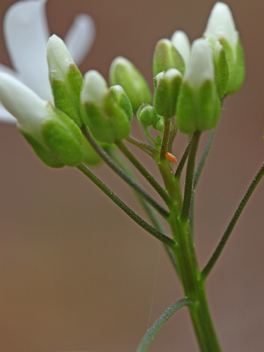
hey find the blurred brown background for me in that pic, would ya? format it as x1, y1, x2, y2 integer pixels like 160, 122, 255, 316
0, 0, 264, 351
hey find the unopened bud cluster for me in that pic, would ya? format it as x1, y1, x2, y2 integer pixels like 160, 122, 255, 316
0, 2, 245, 168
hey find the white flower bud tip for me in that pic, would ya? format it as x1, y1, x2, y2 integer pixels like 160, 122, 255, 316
0, 72, 52, 135
171, 30, 191, 64
81, 70, 108, 106
184, 39, 214, 88
204, 2, 238, 50
47, 34, 75, 81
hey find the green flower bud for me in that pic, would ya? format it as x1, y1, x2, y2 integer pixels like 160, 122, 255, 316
153, 39, 185, 77
109, 56, 151, 114
0, 73, 83, 167
204, 2, 245, 95
206, 34, 229, 98
176, 39, 220, 134
171, 31, 191, 64
155, 136, 162, 147
47, 35, 84, 127
137, 104, 159, 127
154, 69, 182, 119
154, 117, 165, 132
108, 85, 133, 122
82, 135, 102, 167
81, 70, 131, 143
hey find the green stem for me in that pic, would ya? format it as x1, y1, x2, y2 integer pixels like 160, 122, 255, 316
77, 164, 175, 247
181, 132, 201, 221
116, 140, 173, 205
174, 136, 192, 179
161, 151, 222, 351
109, 149, 179, 275
193, 127, 217, 189
190, 127, 217, 235
126, 136, 158, 157
160, 118, 171, 161
202, 162, 264, 279
82, 127, 169, 219
143, 126, 156, 146
168, 122, 178, 153
169, 206, 222, 352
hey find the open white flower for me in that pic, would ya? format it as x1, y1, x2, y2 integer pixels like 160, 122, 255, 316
0, 0, 95, 123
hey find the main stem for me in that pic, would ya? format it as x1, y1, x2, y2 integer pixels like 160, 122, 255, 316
161, 140, 222, 351
169, 203, 221, 352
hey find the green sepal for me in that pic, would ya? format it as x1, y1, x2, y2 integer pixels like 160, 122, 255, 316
153, 39, 185, 77
176, 80, 220, 133
154, 69, 182, 118
198, 80, 220, 131
137, 104, 159, 127
232, 39, 245, 94
219, 38, 245, 96
83, 95, 131, 144
41, 111, 83, 167
82, 135, 103, 167
20, 130, 64, 168
214, 46, 229, 98
50, 64, 84, 127
154, 117, 165, 132
82, 102, 114, 143
103, 92, 131, 141
109, 57, 152, 114
108, 85, 133, 122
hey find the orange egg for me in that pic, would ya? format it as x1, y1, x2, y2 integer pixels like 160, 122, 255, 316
165, 152, 177, 163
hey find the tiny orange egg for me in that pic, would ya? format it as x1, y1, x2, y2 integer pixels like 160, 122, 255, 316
165, 152, 177, 163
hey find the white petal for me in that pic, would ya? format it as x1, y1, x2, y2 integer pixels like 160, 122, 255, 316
47, 35, 76, 81
0, 104, 17, 124
184, 39, 214, 88
0, 73, 49, 135
204, 2, 238, 50
64, 14, 95, 65
81, 70, 108, 106
171, 31, 191, 64
3, 0, 53, 102
0, 63, 17, 77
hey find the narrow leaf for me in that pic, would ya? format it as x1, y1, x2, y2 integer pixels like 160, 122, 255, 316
136, 297, 193, 352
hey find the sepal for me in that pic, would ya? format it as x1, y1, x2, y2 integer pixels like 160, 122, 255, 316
153, 39, 185, 76
137, 104, 159, 127
81, 70, 131, 143
47, 35, 84, 126
109, 56, 152, 114
154, 69, 182, 118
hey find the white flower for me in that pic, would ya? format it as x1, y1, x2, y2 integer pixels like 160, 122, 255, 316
184, 39, 214, 89
0, 0, 95, 123
171, 30, 191, 64
204, 2, 238, 52
81, 70, 108, 107
0, 72, 54, 137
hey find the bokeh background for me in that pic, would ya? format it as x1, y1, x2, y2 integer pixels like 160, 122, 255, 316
0, 0, 264, 351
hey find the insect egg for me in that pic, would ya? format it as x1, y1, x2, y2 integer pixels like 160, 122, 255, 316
165, 152, 177, 163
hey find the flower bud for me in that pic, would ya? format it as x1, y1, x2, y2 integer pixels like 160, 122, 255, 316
109, 56, 151, 114
153, 39, 185, 77
137, 104, 159, 127
171, 31, 191, 64
82, 135, 102, 167
205, 34, 229, 98
176, 39, 220, 133
108, 85, 133, 122
154, 117, 164, 132
81, 70, 131, 143
47, 35, 84, 126
154, 68, 182, 119
204, 2, 245, 95
0, 73, 84, 167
